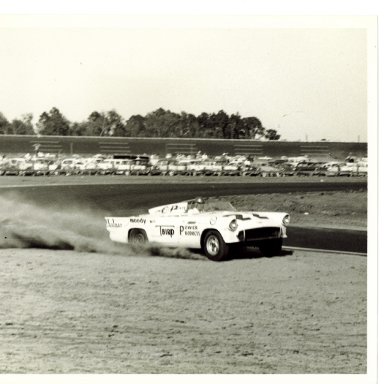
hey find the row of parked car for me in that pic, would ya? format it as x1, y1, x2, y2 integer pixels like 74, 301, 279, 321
0, 153, 368, 177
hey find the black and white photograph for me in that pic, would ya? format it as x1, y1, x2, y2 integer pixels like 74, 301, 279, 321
0, 2, 379, 382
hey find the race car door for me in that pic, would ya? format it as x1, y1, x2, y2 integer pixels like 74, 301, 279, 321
177, 219, 201, 248
149, 215, 183, 246
149, 215, 201, 248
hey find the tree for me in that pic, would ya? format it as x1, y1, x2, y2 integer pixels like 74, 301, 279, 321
144, 108, 180, 137
69, 121, 88, 136
36, 107, 71, 135
8, 113, 35, 135
264, 129, 281, 140
0, 112, 11, 134
179, 112, 199, 137
213, 110, 230, 139
2, 106, 281, 140
197, 112, 214, 138
228, 113, 243, 139
67, 110, 127, 136
242, 117, 264, 139
144, 108, 165, 136
125, 115, 146, 137
107, 110, 127, 137
83, 111, 106, 136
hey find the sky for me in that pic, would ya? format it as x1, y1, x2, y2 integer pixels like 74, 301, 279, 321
0, 14, 375, 142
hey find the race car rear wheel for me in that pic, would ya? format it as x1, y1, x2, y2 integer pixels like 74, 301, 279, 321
128, 229, 148, 244
202, 230, 229, 261
258, 238, 282, 257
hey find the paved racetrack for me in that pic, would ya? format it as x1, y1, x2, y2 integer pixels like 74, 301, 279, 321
0, 177, 366, 210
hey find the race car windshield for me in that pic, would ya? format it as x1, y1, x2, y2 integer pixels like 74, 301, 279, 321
198, 200, 236, 212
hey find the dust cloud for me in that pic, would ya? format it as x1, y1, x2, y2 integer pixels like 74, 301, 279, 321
0, 194, 204, 261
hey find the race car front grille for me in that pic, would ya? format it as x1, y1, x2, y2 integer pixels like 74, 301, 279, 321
243, 227, 281, 241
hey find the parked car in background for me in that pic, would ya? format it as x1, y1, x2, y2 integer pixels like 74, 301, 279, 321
241, 164, 260, 176
200, 161, 223, 176
0, 150, 368, 179
294, 161, 324, 177
130, 158, 150, 176
220, 162, 241, 176
80, 159, 100, 175
154, 159, 188, 176
0, 157, 25, 176
274, 161, 295, 176
253, 163, 281, 177
186, 160, 206, 176
18, 158, 35, 176
97, 159, 118, 175
114, 159, 133, 175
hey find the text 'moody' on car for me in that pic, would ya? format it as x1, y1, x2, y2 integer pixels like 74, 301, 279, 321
105, 197, 290, 261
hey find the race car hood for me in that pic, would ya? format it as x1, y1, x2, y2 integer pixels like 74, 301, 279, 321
220, 211, 286, 221
229, 211, 288, 226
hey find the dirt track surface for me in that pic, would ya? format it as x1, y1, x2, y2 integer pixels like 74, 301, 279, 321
0, 248, 366, 374
0, 177, 368, 374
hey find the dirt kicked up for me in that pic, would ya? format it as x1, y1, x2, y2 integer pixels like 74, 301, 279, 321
0, 195, 204, 260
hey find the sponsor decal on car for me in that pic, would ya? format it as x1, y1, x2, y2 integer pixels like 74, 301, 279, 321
130, 218, 146, 224
158, 226, 175, 237
161, 204, 183, 214
180, 225, 200, 236
106, 218, 122, 228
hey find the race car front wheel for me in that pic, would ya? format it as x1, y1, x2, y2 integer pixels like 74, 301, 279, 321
203, 230, 229, 261
128, 229, 148, 244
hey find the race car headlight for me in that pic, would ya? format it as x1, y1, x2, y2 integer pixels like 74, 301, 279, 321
282, 214, 290, 226
229, 219, 238, 231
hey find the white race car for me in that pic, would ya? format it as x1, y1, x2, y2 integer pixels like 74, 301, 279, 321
105, 197, 290, 261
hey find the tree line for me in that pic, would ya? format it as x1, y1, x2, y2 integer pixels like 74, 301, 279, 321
0, 107, 280, 140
